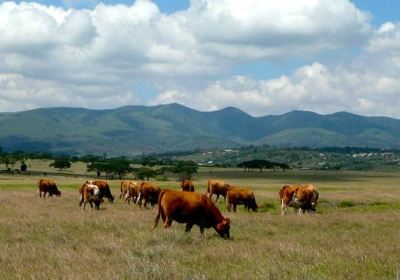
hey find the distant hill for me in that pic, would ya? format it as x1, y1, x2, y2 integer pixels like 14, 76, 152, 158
0, 104, 399, 155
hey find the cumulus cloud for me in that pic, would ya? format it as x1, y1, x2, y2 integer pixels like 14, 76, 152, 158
0, 0, 392, 116
153, 48, 400, 118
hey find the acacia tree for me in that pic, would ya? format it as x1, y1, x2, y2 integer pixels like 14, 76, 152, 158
87, 158, 133, 179
50, 157, 71, 172
170, 160, 198, 181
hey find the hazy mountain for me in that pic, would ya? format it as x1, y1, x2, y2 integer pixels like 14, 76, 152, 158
0, 103, 399, 155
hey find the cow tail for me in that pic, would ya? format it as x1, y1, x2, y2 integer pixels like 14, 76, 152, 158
153, 189, 166, 229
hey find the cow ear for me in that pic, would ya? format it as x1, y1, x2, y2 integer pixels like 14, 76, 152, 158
223, 218, 230, 225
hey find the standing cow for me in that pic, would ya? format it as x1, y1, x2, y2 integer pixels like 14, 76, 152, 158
36, 179, 61, 198
137, 182, 161, 208
227, 186, 258, 212
79, 181, 101, 210
279, 184, 319, 215
154, 189, 231, 239
206, 179, 231, 202
124, 181, 140, 205
180, 180, 195, 192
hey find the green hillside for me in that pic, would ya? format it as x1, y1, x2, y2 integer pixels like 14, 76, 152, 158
0, 104, 399, 155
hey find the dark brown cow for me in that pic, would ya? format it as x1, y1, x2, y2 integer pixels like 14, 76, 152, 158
227, 186, 258, 212
279, 184, 319, 215
180, 180, 195, 192
86, 194, 104, 210
154, 190, 231, 239
36, 179, 61, 198
137, 182, 161, 208
93, 180, 115, 203
206, 179, 231, 202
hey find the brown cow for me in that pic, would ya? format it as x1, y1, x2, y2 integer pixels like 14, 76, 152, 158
36, 179, 61, 198
206, 179, 231, 202
137, 182, 161, 208
154, 190, 231, 239
79, 181, 101, 210
93, 180, 115, 203
279, 184, 319, 215
120, 180, 131, 199
180, 180, 195, 192
227, 186, 258, 212
123, 181, 140, 205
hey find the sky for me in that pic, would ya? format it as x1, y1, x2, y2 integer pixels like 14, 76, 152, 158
0, 0, 400, 117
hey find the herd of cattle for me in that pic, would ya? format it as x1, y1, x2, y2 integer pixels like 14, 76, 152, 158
36, 178, 319, 239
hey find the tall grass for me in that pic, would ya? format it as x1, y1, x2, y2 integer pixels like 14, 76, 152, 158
0, 170, 400, 279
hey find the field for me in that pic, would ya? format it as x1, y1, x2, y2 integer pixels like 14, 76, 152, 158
1, 167, 400, 279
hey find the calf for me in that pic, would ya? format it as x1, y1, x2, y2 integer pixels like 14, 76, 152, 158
86, 194, 104, 210
79, 181, 100, 210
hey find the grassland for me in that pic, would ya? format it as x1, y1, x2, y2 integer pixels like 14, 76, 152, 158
1, 167, 400, 279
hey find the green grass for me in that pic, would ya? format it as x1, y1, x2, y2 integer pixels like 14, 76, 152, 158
0, 168, 400, 279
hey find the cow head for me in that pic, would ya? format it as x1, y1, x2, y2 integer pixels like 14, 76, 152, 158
250, 201, 259, 212
56, 190, 61, 196
215, 218, 231, 239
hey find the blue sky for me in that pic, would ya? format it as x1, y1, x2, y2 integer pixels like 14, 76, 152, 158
0, 0, 399, 117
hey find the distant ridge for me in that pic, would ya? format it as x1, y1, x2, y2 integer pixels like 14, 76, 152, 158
0, 103, 399, 155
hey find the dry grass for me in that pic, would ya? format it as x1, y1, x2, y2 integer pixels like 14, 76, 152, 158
0, 170, 400, 279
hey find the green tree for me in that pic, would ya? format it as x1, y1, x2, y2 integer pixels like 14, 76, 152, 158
170, 160, 198, 181
50, 157, 71, 172
87, 158, 133, 179
133, 167, 158, 181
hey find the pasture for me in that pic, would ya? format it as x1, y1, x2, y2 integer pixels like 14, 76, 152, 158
0, 168, 399, 279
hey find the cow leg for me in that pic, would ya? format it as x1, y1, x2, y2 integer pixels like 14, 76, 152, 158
215, 194, 219, 203
163, 216, 173, 228
298, 208, 303, 215
227, 202, 232, 212
281, 199, 287, 215
185, 223, 194, 232
199, 226, 205, 235
43, 192, 47, 199
233, 204, 237, 213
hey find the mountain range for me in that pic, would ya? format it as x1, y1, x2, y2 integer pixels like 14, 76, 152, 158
0, 103, 399, 155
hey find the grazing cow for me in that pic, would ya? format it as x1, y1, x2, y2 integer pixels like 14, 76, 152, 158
124, 181, 140, 205
137, 182, 161, 208
154, 190, 231, 239
180, 180, 195, 192
93, 180, 115, 203
227, 186, 258, 212
86, 194, 104, 210
206, 179, 231, 202
79, 181, 100, 210
36, 179, 61, 198
279, 184, 319, 215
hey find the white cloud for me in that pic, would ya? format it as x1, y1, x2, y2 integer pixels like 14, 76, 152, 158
154, 51, 400, 118
1, 0, 394, 117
